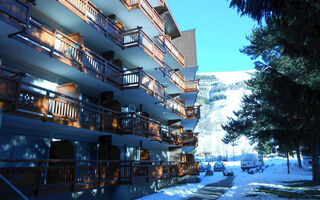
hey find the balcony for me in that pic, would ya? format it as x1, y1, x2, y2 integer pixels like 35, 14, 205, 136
155, 65, 199, 94
158, 35, 185, 68
165, 98, 201, 120
2, 17, 167, 103
162, 127, 183, 146
34, 0, 165, 68
182, 131, 198, 147
185, 79, 200, 93
186, 105, 201, 119
0, 70, 185, 145
0, 0, 31, 33
122, 0, 165, 33
0, 159, 199, 196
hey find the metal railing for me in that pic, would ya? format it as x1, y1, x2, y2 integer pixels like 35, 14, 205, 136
158, 35, 185, 67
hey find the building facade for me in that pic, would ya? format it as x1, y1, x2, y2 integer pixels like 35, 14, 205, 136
0, 0, 200, 199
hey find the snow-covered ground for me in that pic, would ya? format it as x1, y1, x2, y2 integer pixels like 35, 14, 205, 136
136, 158, 314, 200
219, 157, 313, 199
136, 172, 226, 200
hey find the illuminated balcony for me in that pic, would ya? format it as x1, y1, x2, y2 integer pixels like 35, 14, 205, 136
34, 0, 165, 68
158, 35, 185, 69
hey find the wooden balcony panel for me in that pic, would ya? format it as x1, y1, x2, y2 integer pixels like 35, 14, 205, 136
122, 68, 166, 102
166, 97, 187, 118
186, 106, 201, 119
123, 0, 165, 34
11, 18, 166, 102
156, 64, 185, 92
139, 30, 165, 66
0, 0, 31, 26
121, 113, 162, 142
185, 80, 200, 93
182, 132, 198, 147
51, 0, 165, 66
158, 35, 185, 68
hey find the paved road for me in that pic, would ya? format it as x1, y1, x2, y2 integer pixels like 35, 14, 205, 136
186, 176, 235, 200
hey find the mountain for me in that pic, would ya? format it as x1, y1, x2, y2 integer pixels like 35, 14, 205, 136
195, 70, 255, 157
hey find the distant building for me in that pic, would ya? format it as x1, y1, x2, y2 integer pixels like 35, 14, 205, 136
0, 0, 200, 199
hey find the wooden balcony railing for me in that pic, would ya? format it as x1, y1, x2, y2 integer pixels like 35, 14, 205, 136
158, 35, 185, 67
122, 113, 162, 142
156, 64, 185, 92
185, 79, 200, 93
122, 68, 166, 102
166, 97, 187, 118
186, 105, 201, 119
122, 0, 165, 34
0, 160, 199, 192
156, 65, 200, 94
55, 0, 165, 66
0, 0, 31, 26
182, 132, 198, 147
160, 127, 183, 146
0, 70, 181, 144
10, 18, 166, 101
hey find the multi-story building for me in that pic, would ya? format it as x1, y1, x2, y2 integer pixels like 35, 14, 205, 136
0, 0, 200, 199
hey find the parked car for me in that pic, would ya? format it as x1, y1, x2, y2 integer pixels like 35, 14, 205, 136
241, 154, 262, 171
214, 162, 226, 172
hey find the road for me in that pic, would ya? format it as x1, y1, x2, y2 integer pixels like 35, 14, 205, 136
186, 176, 235, 200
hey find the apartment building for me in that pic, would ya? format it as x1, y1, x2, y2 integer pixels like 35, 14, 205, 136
0, 0, 200, 199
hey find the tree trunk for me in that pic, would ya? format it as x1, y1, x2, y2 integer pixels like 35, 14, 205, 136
311, 134, 320, 185
296, 146, 302, 168
286, 152, 290, 174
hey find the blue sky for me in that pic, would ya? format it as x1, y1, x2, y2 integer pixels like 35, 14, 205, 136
167, 0, 257, 73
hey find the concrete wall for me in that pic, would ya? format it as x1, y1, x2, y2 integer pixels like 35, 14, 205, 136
173, 29, 198, 67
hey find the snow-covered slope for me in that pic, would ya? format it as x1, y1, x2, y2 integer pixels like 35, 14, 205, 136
195, 70, 254, 156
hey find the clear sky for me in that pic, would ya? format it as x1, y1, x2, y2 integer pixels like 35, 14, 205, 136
167, 0, 257, 73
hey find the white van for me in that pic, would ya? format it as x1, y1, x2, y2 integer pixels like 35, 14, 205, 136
241, 154, 261, 171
